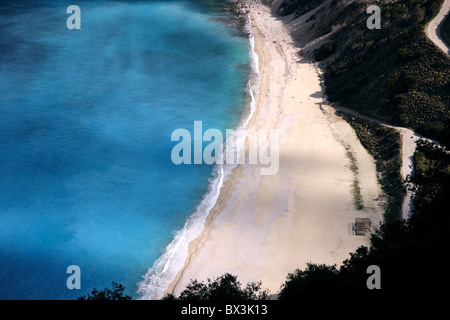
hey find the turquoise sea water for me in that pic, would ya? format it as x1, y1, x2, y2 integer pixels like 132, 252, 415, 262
0, 0, 252, 299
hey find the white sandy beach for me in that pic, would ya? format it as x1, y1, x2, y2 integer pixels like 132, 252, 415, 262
166, 0, 384, 296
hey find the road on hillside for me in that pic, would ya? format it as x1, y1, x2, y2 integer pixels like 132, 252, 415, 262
426, 0, 450, 55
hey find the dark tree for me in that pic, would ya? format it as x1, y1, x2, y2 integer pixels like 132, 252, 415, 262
278, 263, 341, 299
78, 282, 132, 300
163, 273, 269, 300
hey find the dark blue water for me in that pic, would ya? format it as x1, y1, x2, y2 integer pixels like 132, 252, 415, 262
0, 0, 251, 299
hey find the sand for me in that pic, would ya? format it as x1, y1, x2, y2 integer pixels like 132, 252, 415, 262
165, 0, 384, 297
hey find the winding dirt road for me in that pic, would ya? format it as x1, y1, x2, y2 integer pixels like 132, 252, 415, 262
426, 0, 450, 55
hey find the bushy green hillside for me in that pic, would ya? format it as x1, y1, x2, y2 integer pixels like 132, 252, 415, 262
277, 0, 327, 17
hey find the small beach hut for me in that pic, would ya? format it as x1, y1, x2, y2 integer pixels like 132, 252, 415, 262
354, 218, 372, 236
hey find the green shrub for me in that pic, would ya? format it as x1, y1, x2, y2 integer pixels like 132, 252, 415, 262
314, 40, 338, 61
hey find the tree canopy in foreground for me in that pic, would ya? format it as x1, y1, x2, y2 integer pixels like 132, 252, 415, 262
163, 273, 269, 300
78, 282, 132, 300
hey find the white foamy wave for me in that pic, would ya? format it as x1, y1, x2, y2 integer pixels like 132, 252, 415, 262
224, 16, 261, 171
137, 164, 224, 300
137, 14, 261, 300
244, 16, 261, 128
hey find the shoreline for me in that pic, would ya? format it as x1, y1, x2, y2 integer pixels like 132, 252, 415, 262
137, 8, 261, 300
164, 0, 384, 297
161, 10, 267, 298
